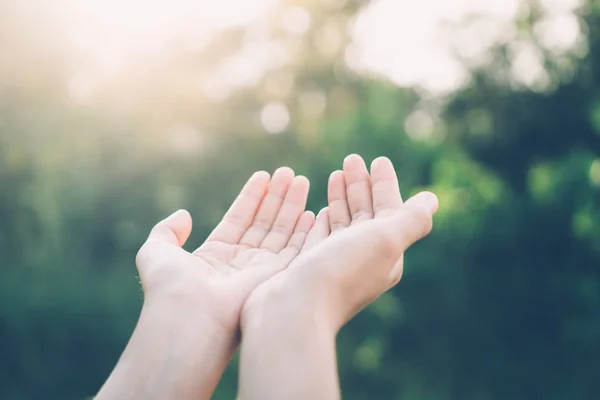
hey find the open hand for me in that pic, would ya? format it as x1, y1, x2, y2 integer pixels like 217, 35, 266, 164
242, 155, 438, 331
136, 167, 314, 333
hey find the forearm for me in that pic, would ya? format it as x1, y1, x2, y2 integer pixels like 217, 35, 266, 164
239, 294, 340, 400
97, 298, 237, 400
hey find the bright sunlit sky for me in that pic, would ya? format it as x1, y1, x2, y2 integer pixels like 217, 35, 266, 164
54, 0, 583, 95
63, 0, 274, 70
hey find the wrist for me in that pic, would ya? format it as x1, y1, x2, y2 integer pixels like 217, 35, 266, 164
140, 296, 240, 374
97, 298, 237, 400
241, 273, 338, 338
143, 295, 238, 341
239, 275, 341, 400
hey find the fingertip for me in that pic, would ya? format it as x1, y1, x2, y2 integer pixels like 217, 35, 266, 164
172, 209, 193, 239
302, 206, 331, 249
302, 210, 316, 224
328, 171, 345, 192
293, 210, 316, 234
150, 209, 193, 247
251, 170, 271, 182
405, 191, 439, 214
421, 191, 439, 214
343, 153, 364, 166
172, 209, 192, 224
316, 206, 328, 217
287, 176, 310, 205
431, 196, 439, 214
294, 175, 310, 188
273, 166, 295, 179
329, 169, 343, 181
343, 154, 368, 173
370, 156, 393, 172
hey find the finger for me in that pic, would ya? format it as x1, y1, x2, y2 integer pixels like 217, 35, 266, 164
358, 192, 437, 275
146, 209, 193, 247
206, 171, 271, 244
370, 156, 403, 218
328, 170, 351, 232
239, 167, 295, 248
277, 210, 316, 262
387, 191, 438, 253
403, 191, 438, 213
303, 207, 330, 251
343, 154, 374, 224
260, 176, 311, 252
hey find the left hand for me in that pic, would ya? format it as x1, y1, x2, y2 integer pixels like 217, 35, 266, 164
97, 167, 314, 400
136, 167, 314, 335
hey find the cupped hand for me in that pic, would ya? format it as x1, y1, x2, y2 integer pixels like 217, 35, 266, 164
135, 167, 314, 333
242, 155, 438, 332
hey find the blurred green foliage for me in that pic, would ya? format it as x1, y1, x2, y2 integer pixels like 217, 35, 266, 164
1, 1, 600, 399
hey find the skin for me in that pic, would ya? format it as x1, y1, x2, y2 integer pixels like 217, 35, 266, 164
96, 154, 438, 400
96, 167, 316, 400
238, 154, 439, 400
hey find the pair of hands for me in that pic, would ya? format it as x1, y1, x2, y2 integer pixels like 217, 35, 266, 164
97, 154, 438, 400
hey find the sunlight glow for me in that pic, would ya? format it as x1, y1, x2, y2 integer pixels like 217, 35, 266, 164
510, 42, 550, 89
51, 0, 584, 102
280, 6, 312, 36
261, 102, 290, 134
62, 0, 274, 74
534, 13, 581, 53
405, 110, 435, 141
349, 0, 582, 93
168, 125, 204, 155
349, 0, 522, 93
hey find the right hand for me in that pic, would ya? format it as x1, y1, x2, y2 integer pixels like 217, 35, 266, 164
242, 154, 438, 333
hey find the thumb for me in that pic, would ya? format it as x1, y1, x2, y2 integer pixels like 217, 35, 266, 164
403, 191, 439, 214
388, 191, 438, 252
147, 209, 193, 247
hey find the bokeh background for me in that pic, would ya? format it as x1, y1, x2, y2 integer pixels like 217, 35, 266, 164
1, 0, 599, 398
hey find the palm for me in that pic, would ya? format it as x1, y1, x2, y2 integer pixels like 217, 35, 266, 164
243, 156, 404, 292
243, 155, 434, 328
196, 166, 314, 276
193, 241, 301, 278
284, 154, 406, 273
313, 154, 406, 279
138, 167, 314, 331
